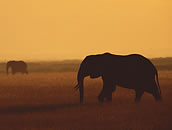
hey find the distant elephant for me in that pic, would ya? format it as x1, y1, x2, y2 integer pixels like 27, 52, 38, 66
75, 53, 162, 103
6, 61, 28, 75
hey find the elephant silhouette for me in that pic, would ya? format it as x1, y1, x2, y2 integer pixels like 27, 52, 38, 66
75, 53, 162, 103
6, 61, 28, 75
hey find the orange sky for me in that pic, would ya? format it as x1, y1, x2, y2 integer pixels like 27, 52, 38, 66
0, 0, 171, 61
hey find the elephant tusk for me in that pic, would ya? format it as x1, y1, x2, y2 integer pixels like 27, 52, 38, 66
74, 84, 80, 91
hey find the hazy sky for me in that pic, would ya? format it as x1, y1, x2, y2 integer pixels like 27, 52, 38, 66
0, 0, 171, 61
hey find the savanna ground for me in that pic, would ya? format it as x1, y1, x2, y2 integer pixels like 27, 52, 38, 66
0, 70, 172, 130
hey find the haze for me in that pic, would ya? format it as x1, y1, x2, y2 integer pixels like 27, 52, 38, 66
0, 0, 171, 61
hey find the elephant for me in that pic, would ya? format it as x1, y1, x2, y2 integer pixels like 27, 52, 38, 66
74, 53, 162, 103
6, 61, 28, 75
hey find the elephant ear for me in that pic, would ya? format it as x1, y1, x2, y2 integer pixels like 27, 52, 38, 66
88, 56, 103, 78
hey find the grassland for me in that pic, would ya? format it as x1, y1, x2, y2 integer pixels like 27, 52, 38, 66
0, 57, 172, 73
0, 70, 172, 130
0, 60, 81, 73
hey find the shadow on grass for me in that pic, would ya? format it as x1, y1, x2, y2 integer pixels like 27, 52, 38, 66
0, 103, 83, 114
0, 103, 104, 114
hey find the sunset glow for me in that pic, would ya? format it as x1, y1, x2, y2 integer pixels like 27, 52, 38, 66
0, 0, 171, 61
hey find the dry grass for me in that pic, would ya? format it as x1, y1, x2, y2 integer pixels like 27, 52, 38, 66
0, 71, 172, 130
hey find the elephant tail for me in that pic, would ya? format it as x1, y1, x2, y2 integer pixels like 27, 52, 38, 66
155, 70, 162, 99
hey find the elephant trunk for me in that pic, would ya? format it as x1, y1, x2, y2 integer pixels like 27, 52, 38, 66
78, 68, 84, 104
75, 66, 86, 104
78, 78, 84, 104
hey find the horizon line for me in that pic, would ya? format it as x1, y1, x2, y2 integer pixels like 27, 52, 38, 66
0, 56, 172, 62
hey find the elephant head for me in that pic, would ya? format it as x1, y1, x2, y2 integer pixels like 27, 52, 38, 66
6, 61, 11, 75
75, 55, 103, 103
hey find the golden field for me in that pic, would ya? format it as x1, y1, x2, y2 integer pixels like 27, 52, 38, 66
0, 71, 172, 130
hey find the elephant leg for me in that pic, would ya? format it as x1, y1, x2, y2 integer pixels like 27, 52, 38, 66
12, 69, 16, 75
98, 88, 113, 102
98, 79, 115, 103
98, 89, 105, 102
152, 89, 162, 101
105, 88, 113, 102
135, 89, 144, 103
104, 85, 115, 102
